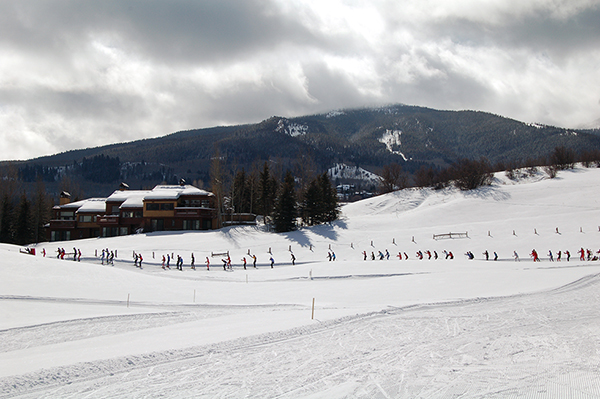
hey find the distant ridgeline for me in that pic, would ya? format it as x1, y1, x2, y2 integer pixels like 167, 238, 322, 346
4, 104, 600, 198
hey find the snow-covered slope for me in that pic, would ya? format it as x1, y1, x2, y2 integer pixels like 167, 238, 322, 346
1, 167, 600, 398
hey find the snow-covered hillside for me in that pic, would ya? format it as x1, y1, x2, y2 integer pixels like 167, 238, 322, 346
2, 167, 600, 398
328, 163, 381, 185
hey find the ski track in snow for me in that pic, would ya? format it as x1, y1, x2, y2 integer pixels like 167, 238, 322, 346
2, 274, 600, 398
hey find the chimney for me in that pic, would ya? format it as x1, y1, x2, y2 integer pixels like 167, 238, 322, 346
59, 191, 71, 206
119, 182, 130, 191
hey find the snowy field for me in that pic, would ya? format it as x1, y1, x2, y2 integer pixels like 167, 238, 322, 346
1, 167, 600, 398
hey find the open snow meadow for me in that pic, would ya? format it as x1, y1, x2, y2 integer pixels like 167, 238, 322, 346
2, 167, 600, 398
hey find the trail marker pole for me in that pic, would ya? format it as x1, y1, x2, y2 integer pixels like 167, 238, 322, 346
193, 289, 196, 303
127, 294, 130, 308
311, 298, 315, 320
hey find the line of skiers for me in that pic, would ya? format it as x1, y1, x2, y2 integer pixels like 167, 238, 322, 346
100, 248, 115, 265
363, 249, 454, 260
55, 247, 82, 261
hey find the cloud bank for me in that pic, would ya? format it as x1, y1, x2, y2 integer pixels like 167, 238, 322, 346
1, 0, 599, 160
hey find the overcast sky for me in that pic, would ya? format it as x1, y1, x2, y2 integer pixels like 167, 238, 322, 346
1, 0, 600, 161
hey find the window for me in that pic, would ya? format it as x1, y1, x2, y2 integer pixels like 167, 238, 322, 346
79, 215, 93, 223
122, 211, 133, 218
183, 220, 200, 230
119, 227, 128, 236
146, 203, 174, 211
201, 200, 210, 208
151, 219, 164, 231
111, 205, 120, 215
60, 211, 74, 220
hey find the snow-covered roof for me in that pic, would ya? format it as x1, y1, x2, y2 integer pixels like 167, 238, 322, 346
144, 185, 214, 200
54, 198, 107, 213
60, 185, 213, 212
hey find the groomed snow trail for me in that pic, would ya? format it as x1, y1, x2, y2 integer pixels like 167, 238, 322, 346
2, 274, 600, 398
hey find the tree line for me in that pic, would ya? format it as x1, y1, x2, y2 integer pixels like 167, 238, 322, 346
211, 156, 340, 233
0, 165, 51, 245
378, 146, 600, 193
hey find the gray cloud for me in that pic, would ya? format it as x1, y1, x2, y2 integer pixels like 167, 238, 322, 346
1, 0, 599, 160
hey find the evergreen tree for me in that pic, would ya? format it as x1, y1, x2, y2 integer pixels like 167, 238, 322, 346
301, 178, 321, 226
32, 178, 50, 243
318, 173, 340, 224
0, 194, 14, 244
273, 171, 297, 233
257, 162, 277, 224
15, 194, 33, 245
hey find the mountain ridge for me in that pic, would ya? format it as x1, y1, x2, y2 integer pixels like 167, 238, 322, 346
4, 104, 600, 197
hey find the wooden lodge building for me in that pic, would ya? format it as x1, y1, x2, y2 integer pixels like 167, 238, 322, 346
48, 182, 219, 242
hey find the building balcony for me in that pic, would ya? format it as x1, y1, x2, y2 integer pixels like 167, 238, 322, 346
48, 219, 76, 229
174, 207, 217, 218
96, 215, 120, 225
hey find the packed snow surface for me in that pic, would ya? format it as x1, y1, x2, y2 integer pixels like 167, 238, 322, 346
2, 167, 600, 398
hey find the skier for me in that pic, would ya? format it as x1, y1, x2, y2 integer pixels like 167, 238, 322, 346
397, 252, 402, 260
328, 252, 332, 261
206, 256, 210, 270
252, 254, 257, 268
426, 250, 431, 260
109, 251, 114, 265
513, 251, 519, 261
371, 252, 375, 260
73, 248, 77, 261
378, 251, 384, 260
493, 252, 498, 261
404, 252, 409, 260
483, 250, 489, 261
138, 254, 143, 268
579, 248, 585, 261
162, 255, 166, 270
270, 256, 275, 268
242, 256, 247, 270
77, 249, 81, 262
191, 253, 195, 270
291, 253, 295, 266
42, 248, 46, 257
133, 252, 138, 267
565, 250, 571, 261
166, 254, 171, 269
331, 251, 336, 261
363, 251, 367, 260
548, 250, 554, 262
434, 251, 438, 260
222, 258, 228, 270
101, 249, 105, 264
530, 249, 540, 262
385, 249, 390, 260
557, 250, 562, 262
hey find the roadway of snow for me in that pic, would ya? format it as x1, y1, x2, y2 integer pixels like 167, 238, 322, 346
1, 167, 600, 398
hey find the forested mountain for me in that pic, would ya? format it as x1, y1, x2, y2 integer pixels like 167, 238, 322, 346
4, 104, 600, 199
